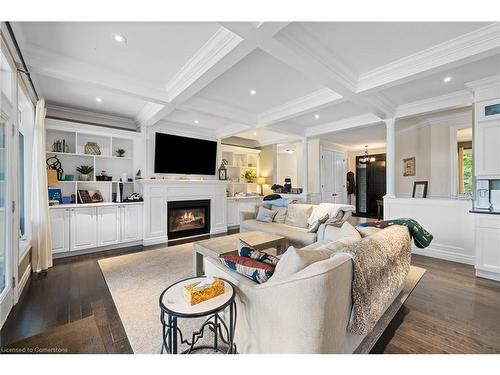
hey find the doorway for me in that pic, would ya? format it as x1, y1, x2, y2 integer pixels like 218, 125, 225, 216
355, 153, 386, 217
321, 149, 346, 204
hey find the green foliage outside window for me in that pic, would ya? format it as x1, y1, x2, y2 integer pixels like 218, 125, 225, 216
462, 153, 473, 194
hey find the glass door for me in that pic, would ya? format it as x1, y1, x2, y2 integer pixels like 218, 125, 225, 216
0, 38, 15, 327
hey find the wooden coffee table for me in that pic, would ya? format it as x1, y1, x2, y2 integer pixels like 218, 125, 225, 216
192, 231, 286, 276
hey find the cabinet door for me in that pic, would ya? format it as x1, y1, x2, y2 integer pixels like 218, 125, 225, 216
50, 209, 70, 253
97, 206, 121, 246
475, 119, 500, 177
121, 204, 143, 242
70, 207, 97, 251
475, 227, 500, 274
227, 200, 239, 226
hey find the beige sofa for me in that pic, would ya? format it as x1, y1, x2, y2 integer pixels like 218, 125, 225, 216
203, 225, 409, 354
239, 203, 353, 247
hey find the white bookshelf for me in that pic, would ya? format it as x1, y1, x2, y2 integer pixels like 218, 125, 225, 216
220, 144, 261, 197
46, 122, 138, 205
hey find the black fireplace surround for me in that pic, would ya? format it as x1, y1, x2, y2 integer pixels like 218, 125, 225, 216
167, 199, 211, 240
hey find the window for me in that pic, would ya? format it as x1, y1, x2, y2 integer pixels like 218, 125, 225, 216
457, 141, 473, 195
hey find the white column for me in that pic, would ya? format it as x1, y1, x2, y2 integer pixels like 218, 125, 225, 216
385, 118, 396, 198
302, 137, 309, 197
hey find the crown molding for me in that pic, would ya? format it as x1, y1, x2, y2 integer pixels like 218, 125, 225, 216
306, 113, 382, 137
465, 75, 500, 102
152, 120, 217, 140
180, 96, 256, 125
215, 123, 252, 139
395, 90, 472, 119
46, 103, 137, 130
358, 23, 500, 92
257, 88, 343, 127
164, 27, 243, 101
465, 75, 500, 90
275, 23, 358, 92
25, 44, 170, 104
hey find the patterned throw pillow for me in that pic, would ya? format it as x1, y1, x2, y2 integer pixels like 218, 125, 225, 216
219, 255, 275, 283
238, 239, 280, 266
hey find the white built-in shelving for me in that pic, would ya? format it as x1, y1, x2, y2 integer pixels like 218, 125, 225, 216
46, 121, 138, 206
220, 144, 261, 197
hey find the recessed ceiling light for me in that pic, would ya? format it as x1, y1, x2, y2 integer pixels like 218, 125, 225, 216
285, 149, 295, 154
95, 97, 102, 103
443, 76, 452, 83
113, 34, 127, 44
249, 89, 257, 96
253, 131, 257, 136
314, 114, 320, 119
194, 119, 199, 124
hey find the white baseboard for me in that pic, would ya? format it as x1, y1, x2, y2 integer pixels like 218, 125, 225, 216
53, 240, 143, 258
142, 236, 168, 247
412, 243, 475, 265
475, 269, 500, 282
17, 264, 31, 297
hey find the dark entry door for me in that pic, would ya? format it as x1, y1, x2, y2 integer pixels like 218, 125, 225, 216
356, 154, 386, 217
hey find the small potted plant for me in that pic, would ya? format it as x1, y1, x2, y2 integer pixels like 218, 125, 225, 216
77, 165, 94, 181
116, 148, 126, 157
244, 169, 257, 183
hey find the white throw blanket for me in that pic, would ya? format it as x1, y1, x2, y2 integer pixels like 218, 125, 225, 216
307, 203, 355, 226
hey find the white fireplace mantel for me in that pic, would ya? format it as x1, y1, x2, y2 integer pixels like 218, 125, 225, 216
138, 179, 229, 246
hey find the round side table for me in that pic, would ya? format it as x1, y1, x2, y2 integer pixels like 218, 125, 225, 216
159, 277, 236, 354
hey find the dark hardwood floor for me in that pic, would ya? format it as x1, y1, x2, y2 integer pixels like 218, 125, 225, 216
1, 229, 499, 354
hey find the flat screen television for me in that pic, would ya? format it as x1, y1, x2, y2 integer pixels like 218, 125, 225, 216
154, 132, 217, 175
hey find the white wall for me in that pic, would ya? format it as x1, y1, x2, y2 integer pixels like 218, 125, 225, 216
276, 146, 303, 188
395, 110, 472, 198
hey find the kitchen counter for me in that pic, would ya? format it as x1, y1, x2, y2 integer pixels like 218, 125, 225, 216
470, 208, 500, 215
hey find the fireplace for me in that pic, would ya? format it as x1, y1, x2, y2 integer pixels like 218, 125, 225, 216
167, 200, 210, 239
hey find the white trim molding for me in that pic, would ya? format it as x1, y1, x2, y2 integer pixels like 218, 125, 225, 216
305, 113, 381, 137
358, 23, 500, 92
395, 90, 473, 119
257, 88, 343, 127
164, 27, 243, 101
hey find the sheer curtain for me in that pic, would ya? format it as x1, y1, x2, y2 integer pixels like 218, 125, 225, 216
31, 99, 52, 272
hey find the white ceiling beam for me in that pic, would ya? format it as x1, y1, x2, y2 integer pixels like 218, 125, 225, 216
256, 88, 343, 127
138, 23, 291, 128
305, 113, 382, 138
180, 96, 256, 125
259, 26, 395, 119
215, 124, 253, 139
357, 23, 500, 93
25, 45, 171, 104
395, 90, 473, 119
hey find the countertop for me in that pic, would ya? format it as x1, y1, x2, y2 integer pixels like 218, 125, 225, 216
469, 208, 500, 215
49, 201, 144, 209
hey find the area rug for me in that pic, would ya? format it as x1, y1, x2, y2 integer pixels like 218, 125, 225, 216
99, 243, 426, 354
98, 243, 211, 354
4, 315, 106, 354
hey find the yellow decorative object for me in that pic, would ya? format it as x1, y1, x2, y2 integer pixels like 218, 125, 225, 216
183, 277, 225, 306
47, 169, 58, 186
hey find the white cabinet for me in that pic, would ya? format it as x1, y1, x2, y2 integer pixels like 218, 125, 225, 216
475, 214, 500, 281
97, 206, 121, 246
121, 204, 143, 242
474, 99, 500, 179
49, 208, 70, 253
226, 198, 262, 227
70, 207, 98, 251
50, 203, 144, 255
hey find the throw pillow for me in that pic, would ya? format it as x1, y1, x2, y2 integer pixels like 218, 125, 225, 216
263, 198, 288, 207
308, 213, 330, 233
323, 221, 361, 242
285, 204, 314, 228
238, 239, 280, 266
356, 226, 382, 238
324, 210, 346, 225
219, 255, 275, 283
270, 247, 331, 282
256, 206, 277, 223
272, 206, 288, 223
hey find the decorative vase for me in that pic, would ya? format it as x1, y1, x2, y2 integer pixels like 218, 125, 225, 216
79, 173, 91, 181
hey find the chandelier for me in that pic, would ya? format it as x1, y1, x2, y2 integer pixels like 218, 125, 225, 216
359, 145, 376, 164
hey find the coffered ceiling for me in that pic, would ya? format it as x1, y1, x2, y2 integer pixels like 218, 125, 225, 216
10, 21, 500, 147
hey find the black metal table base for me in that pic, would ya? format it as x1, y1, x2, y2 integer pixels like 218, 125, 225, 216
160, 301, 237, 354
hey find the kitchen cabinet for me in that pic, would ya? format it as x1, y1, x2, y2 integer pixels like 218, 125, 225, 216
475, 214, 500, 282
